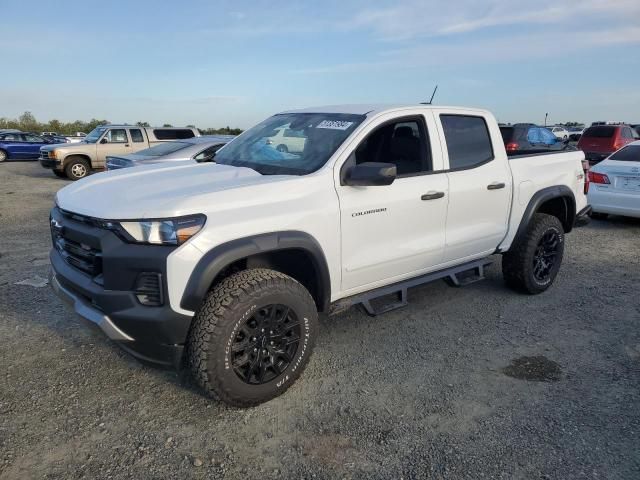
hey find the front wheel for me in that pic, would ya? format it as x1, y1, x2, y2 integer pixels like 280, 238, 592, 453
187, 269, 318, 407
502, 213, 565, 294
64, 157, 90, 180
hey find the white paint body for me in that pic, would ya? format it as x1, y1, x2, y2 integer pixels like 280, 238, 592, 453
55, 105, 588, 317
588, 141, 640, 218
550, 127, 569, 140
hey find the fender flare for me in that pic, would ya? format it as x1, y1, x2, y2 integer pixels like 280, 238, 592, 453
512, 185, 576, 247
180, 231, 331, 313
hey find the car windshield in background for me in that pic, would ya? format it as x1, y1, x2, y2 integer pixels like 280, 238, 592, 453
583, 126, 615, 138
214, 113, 365, 175
609, 145, 640, 162
137, 142, 191, 157
84, 127, 107, 143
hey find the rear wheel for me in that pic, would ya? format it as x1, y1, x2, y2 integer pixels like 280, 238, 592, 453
0, 149, 7, 162
187, 269, 318, 407
64, 157, 90, 180
502, 213, 565, 294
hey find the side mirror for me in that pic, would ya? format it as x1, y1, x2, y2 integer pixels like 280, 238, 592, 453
100, 138, 108, 144
345, 162, 396, 186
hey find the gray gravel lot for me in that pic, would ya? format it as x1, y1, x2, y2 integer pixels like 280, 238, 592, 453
1, 161, 639, 479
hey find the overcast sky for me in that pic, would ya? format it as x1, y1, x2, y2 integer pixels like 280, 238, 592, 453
2, 0, 639, 128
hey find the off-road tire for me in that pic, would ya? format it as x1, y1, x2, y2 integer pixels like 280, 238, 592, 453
64, 157, 90, 180
187, 268, 318, 407
53, 170, 67, 178
502, 213, 565, 294
0, 149, 7, 162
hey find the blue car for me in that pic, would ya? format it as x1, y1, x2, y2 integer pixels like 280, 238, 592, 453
0, 132, 66, 162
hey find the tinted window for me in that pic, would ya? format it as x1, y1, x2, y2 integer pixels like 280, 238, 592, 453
129, 129, 144, 142
153, 129, 195, 140
583, 126, 615, 138
24, 134, 43, 142
440, 115, 494, 169
499, 127, 514, 143
609, 145, 640, 162
354, 119, 431, 176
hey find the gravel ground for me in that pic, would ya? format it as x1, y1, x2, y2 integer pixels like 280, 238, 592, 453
1, 161, 639, 480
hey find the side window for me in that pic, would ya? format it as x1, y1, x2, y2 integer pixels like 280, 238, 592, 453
194, 144, 224, 162
153, 129, 195, 140
24, 134, 43, 142
622, 127, 634, 139
105, 129, 128, 143
354, 118, 431, 176
129, 129, 144, 142
440, 115, 494, 170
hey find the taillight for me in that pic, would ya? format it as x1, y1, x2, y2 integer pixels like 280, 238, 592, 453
588, 171, 610, 184
506, 142, 519, 152
582, 160, 590, 194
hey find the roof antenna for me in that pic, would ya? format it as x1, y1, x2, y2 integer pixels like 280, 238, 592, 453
421, 85, 438, 105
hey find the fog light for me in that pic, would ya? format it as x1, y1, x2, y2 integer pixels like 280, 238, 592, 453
134, 272, 163, 306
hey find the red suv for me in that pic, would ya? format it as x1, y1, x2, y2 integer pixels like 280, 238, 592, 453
578, 124, 639, 163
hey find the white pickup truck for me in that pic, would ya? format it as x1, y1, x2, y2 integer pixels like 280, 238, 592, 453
49, 104, 590, 406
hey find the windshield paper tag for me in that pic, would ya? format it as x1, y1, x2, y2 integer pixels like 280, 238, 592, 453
316, 120, 353, 130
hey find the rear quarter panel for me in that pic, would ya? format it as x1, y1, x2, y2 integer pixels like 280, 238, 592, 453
500, 150, 587, 250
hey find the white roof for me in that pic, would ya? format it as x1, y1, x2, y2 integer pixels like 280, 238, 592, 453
281, 104, 490, 117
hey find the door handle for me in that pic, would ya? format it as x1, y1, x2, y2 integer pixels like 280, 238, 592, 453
487, 182, 506, 190
421, 191, 445, 200
124, 144, 130, 147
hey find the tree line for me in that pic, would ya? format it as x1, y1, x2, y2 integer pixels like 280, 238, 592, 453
0, 111, 243, 136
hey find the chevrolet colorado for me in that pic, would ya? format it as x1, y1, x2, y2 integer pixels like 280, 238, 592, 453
49, 104, 590, 406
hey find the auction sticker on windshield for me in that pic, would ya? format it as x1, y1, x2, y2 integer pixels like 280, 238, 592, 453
316, 120, 354, 130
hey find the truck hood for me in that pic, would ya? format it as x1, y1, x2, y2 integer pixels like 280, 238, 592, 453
41, 141, 90, 153
56, 163, 269, 219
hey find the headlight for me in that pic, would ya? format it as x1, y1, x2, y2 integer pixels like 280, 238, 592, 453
119, 214, 206, 245
48, 150, 57, 159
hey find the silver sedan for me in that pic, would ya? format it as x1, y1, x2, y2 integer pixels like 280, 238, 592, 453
106, 135, 235, 170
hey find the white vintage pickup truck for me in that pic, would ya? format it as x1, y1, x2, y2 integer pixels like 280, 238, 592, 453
49, 104, 590, 406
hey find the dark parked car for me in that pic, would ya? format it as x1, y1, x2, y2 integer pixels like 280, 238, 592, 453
499, 124, 573, 155
577, 124, 639, 163
0, 132, 66, 162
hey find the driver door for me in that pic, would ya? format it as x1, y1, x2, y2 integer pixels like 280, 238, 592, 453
96, 128, 132, 165
336, 112, 449, 293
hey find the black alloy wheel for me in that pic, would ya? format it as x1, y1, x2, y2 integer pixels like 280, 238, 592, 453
231, 304, 301, 385
532, 230, 560, 283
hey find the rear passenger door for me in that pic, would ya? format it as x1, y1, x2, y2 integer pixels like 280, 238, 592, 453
435, 112, 512, 263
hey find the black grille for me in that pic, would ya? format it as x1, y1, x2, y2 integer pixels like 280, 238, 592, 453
51, 220, 103, 277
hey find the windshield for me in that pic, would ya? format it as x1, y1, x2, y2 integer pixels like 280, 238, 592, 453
84, 127, 109, 143
609, 145, 640, 162
214, 113, 365, 175
135, 141, 191, 157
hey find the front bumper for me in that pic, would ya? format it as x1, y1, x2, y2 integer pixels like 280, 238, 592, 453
40, 158, 60, 170
49, 207, 193, 368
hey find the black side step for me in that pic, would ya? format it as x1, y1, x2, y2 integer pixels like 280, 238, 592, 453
329, 258, 492, 317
